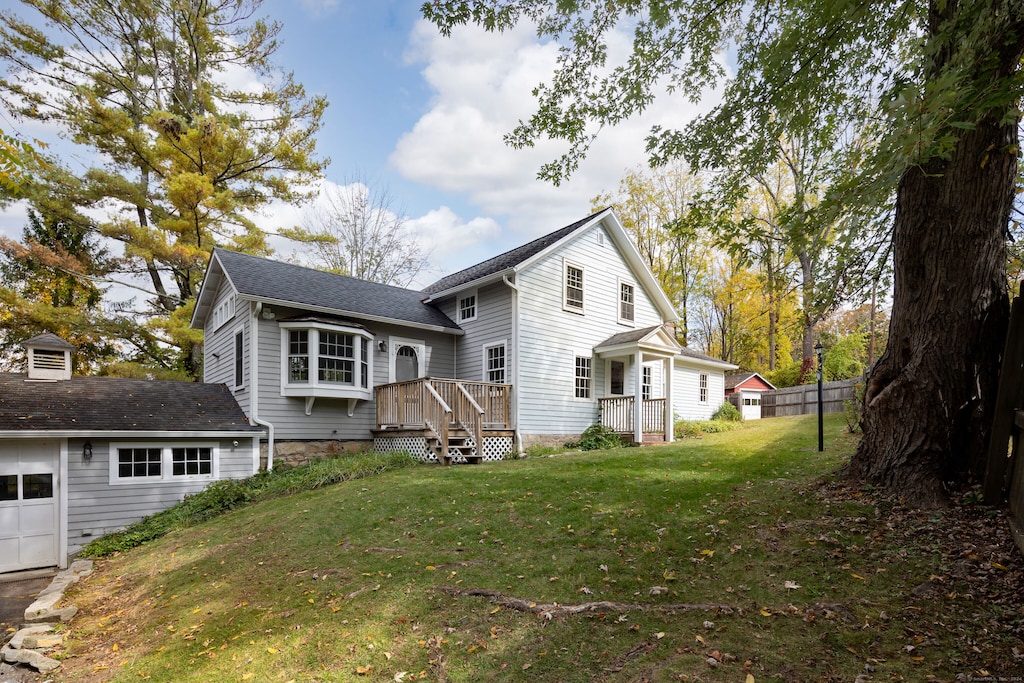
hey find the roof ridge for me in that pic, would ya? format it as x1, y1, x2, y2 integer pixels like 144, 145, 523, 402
422, 208, 610, 295
213, 248, 430, 296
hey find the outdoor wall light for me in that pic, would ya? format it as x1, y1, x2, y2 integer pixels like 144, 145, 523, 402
83, 441, 93, 460
378, 340, 387, 353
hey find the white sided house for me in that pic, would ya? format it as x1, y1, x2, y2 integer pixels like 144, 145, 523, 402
191, 209, 735, 463
0, 333, 263, 573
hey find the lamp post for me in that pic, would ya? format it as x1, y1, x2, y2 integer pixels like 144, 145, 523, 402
815, 341, 824, 452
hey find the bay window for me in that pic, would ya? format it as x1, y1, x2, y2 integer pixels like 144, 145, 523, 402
280, 321, 374, 402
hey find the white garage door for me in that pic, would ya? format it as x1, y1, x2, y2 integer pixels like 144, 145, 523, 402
0, 440, 59, 573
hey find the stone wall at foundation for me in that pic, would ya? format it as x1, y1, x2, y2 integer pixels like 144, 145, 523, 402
259, 440, 373, 469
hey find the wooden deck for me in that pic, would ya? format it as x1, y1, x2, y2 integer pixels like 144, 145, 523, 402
375, 378, 512, 464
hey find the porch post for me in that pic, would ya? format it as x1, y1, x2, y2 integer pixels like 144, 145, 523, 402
664, 356, 674, 443
633, 349, 643, 445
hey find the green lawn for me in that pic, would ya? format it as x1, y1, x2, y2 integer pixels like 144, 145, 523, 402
55, 415, 1022, 682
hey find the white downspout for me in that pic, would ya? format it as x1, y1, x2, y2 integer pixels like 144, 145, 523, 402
503, 274, 523, 455
251, 301, 275, 472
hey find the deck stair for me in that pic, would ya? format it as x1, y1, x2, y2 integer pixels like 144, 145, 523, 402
429, 429, 482, 465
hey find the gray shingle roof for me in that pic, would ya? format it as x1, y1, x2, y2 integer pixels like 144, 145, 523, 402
211, 250, 460, 331
213, 249, 459, 331
0, 374, 261, 432
422, 209, 607, 295
596, 325, 664, 348
678, 346, 734, 365
22, 332, 75, 350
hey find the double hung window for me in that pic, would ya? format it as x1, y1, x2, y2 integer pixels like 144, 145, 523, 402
575, 355, 592, 399
459, 292, 478, 322
564, 261, 585, 313
619, 282, 635, 323
484, 343, 507, 383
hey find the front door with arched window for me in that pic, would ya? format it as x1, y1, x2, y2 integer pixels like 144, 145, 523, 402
389, 337, 426, 383
395, 345, 419, 382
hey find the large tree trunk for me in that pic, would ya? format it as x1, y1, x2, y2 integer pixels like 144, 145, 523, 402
847, 12, 1021, 505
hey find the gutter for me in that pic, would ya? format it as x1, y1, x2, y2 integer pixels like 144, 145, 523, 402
251, 302, 275, 472
502, 274, 524, 456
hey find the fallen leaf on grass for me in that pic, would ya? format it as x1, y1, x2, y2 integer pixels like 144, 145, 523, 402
784, 581, 802, 590
355, 664, 373, 675
746, 675, 756, 683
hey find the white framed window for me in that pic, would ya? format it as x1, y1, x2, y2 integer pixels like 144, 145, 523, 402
574, 355, 592, 399
619, 280, 635, 324
212, 293, 235, 331
459, 291, 478, 322
287, 329, 310, 383
234, 329, 244, 389
110, 443, 219, 485
744, 397, 760, 406
699, 373, 708, 403
642, 366, 653, 400
483, 342, 507, 384
563, 260, 585, 313
280, 322, 374, 401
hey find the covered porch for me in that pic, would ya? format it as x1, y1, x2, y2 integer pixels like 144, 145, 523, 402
599, 396, 668, 442
373, 378, 514, 464
594, 324, 681, 445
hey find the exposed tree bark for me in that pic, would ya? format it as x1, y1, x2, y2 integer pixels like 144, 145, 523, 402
848, 2, 1023, 505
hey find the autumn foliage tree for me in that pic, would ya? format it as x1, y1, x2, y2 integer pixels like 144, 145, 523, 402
0, 0, 327, 377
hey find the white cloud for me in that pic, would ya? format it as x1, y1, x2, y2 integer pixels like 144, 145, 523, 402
391, 19, 724, 245
404, 205, 502, 285
252, 181, 501, 287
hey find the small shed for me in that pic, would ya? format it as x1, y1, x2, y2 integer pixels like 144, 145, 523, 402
725, 373, 776, 420
0, 334, 262, 573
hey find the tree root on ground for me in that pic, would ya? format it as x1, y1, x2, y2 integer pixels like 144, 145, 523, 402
437, 586, 736, 619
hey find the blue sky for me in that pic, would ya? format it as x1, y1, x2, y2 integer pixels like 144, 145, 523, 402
0, 0, 720, 287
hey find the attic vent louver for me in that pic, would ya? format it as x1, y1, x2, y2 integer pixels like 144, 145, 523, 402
32, 349, 66, 370
23, 333, 74, 381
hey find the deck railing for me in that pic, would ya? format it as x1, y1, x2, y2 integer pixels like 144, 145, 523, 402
376, 378, 512, 431
422, 382, 451, 451
454, 383, 484, 452
599, 396, 667, 435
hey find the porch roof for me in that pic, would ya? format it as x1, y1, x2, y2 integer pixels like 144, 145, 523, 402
594, 324, 682, 358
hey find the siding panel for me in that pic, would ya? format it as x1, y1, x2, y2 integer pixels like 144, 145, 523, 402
66, 437, 256, 553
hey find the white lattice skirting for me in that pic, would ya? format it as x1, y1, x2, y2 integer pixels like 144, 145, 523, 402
374, 435, 514, 463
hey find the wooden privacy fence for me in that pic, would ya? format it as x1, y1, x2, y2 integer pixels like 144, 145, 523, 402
761, 378, 859, 418
982, 283, 1024, 555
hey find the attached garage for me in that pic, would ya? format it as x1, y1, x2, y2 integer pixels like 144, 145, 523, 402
0, 440, 61, 573
0, 333, 263, 573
